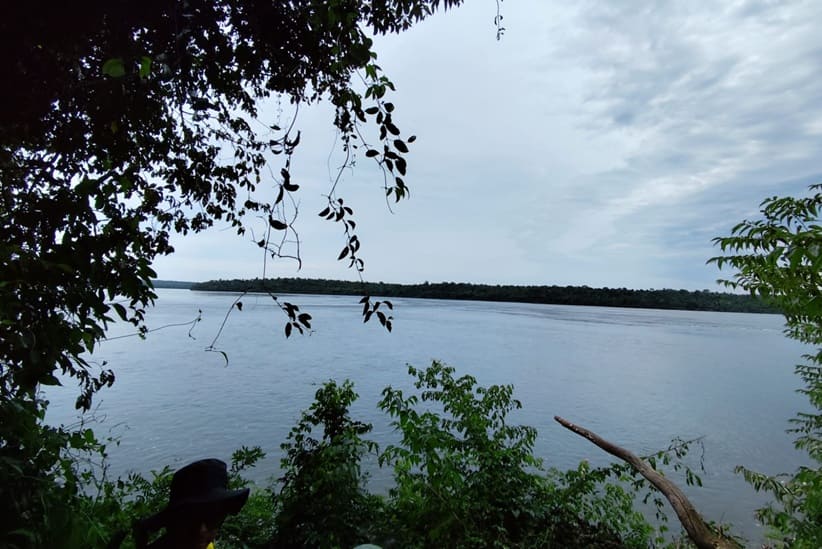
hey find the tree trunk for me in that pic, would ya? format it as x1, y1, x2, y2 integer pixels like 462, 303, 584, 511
553, 415, 741, 549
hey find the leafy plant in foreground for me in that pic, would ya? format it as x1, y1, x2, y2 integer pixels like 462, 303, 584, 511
36, 363, 717, 548
0, 392, 124, 548
377, 361, 544, 547
711, 185, 822, 547
273, 380, 381, 548
544, 461, 655, 549
377, 361, 659, 548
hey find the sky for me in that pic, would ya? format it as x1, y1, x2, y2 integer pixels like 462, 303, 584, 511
153, 0, 822, 290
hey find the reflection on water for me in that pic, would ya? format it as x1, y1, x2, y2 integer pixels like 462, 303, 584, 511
46, 289, 809, 545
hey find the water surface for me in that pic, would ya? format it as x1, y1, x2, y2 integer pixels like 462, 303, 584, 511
46, 289, 810, 545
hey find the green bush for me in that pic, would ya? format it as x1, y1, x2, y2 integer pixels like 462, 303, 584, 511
544, 462, 654, 548
376, 361, 656, 548
712, 186, 822, 547
261, 362, 664, 548
0, 394, 117, 548
271, 380, 382, 548
377, 361, 549, 547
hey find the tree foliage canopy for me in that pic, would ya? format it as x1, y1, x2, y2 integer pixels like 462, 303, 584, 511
0, 0, 472, 410
0, 2, 486, 545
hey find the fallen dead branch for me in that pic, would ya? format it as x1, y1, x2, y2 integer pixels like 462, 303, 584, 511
553, 415, 741, 549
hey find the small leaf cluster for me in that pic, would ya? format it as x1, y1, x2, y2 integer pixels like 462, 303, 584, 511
275, 298, 313, 339
320, 198, 366, 273
360, 100, 416, 203
360, 296, 394, 331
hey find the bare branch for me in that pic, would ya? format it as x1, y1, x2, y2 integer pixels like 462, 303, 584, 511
554, 416, 741, 549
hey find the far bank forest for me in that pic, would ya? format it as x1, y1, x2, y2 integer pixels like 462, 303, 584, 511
182, 278, 777, 314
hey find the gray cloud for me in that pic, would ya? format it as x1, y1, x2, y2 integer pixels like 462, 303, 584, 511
156, 0, 822, 290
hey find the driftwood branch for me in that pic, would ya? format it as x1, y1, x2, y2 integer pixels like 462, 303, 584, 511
554, 416, 741, 549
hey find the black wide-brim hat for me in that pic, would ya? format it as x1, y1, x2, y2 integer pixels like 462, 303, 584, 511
140, 458, 250, 531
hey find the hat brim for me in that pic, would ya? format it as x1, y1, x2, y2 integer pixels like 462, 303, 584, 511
142, 487, 250, 530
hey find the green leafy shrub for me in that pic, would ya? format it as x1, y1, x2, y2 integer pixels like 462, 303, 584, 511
7, 363, 717, 548
0, 393, 119, 548
376, 361, 654, 548
712, 185, 822, 547
217, 446, 278, 549
377, 361, 547, 547
544, 461, 654, 549
272, 380, 382, 548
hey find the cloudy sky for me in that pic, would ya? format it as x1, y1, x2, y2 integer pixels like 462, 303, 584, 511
153, 0, 822, 290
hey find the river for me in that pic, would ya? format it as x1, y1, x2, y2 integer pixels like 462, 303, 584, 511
45, 289, 811, 546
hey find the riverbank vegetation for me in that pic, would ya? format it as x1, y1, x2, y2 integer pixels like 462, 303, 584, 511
709, 188, 822, 547
192, 278, 777, 313
36, 362, 716, 548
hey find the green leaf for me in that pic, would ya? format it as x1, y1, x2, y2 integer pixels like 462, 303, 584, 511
40, 374, 62, 386
139, 56, 152, 78
102, 58, 126, 78
112, 302, 128, 321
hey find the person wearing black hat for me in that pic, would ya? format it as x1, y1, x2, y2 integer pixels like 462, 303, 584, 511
133, 458, 250, 549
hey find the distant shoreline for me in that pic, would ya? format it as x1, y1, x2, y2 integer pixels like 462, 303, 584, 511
159, 277, 779, 314
152, 280, 197, 289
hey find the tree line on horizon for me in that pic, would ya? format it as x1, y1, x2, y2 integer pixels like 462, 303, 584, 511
188, 277, 777, 314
